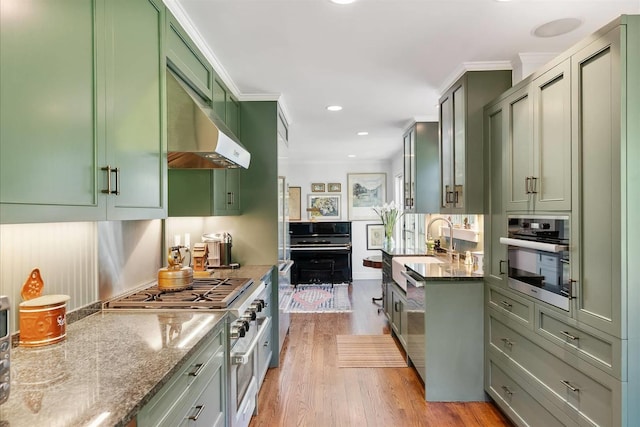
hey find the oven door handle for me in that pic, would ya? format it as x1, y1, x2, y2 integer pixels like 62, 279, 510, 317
231, 316, 271, 365
499, 237, 567, 253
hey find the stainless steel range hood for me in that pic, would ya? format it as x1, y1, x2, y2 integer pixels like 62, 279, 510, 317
166, 69, 250, 169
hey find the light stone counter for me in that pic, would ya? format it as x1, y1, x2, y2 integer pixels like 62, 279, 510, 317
0, 310, 227, 427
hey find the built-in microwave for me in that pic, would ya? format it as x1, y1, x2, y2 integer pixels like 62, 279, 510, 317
500, 215, 571, 311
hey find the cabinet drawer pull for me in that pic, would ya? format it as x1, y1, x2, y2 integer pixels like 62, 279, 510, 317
500, 300, 512, 309
560, 380, 579, 392
501, 385, 513, 396
188, 405, 205, 421
560, 331, 579, 341
188, 362, 205, 377
499, 260, 506, 275
501, 337, 514, 347
394, 302, 400, 312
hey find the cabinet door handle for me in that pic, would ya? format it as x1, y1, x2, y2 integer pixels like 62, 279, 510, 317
525, 177, 530, 194
560, 380, 579, 392
501, 337, 514, 347
188, 405, 205, 421
188, 362, 205, 377
501, 385, 513, 396
530, 176, 538, 194
499, 260, 506, 275
568, 279, 577, 299
560, 331, 579, 341
101, 166, 120, 195
394, 302, 400, 312
500, 300, 512, 309
227, 192, 234, 205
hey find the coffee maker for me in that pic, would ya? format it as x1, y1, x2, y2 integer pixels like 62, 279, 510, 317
202, 232, 233, 268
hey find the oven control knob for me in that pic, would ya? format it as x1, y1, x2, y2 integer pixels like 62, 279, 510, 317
250, 301, 263, 312
240, 319, 250, 332
257, 298, 267, 308
230, 324, 246, 339
242, 309, 257, 321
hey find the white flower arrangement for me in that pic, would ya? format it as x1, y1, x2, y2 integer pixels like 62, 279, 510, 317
372, 201, 403, 237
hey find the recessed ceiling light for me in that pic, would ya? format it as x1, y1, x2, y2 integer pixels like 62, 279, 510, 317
326, 105, 343, 111
357, 131, 368, 136
533, 18, 582, 38
330, 0, 356, 4
348, 154, 356, 158
494, 0, 512, 2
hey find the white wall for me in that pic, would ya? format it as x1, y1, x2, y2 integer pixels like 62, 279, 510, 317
288, 157, 400, 280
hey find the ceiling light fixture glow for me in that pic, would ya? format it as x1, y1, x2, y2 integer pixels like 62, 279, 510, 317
357, 131, 368, 136
347, 154, 356, 158
330, 0, 356, 4
326, 105, 343, 111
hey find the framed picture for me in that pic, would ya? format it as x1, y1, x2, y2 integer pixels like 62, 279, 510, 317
366, 224, 385, 250
347, 173, 386, 220
311, 183, 325, 192
307, 194, 340, 220
288, 186, 301, 221
327, 183, 341, 192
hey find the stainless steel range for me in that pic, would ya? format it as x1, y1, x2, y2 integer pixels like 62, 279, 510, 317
104, 275, 272, 427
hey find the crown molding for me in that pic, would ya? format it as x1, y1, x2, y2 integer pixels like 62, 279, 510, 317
164, 0, 240, 96
438, 60, 513, 95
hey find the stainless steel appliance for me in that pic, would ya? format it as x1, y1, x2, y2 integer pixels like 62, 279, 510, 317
104, 276, 272, 427
289, 221, 352, 285
500, 215, 571, 310
0, 296, 10, 405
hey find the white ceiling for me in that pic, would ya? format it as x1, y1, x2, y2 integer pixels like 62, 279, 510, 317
168, 0, 640, 163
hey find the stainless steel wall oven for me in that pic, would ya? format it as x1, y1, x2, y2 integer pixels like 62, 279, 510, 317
500, 215, 571, 310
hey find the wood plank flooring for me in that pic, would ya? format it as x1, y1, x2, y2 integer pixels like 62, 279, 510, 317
250, 280, 513, 427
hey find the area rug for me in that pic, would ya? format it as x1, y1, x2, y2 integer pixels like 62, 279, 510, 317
336, 335, 407, 368
283, 283, 352, 313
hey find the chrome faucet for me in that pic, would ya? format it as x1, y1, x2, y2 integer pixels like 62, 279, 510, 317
427, 217, 455, 260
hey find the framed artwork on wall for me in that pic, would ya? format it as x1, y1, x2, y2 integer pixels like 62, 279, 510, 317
288, 186, 301, 221
307, 194, 340, 220
311, 183, 325, 192
366, 224, 385, 250
327, 183, 341, 192
347, 173, 386, 220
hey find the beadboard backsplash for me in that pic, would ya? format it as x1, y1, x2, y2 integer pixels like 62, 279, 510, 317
0, 220, 163, 333
0, 222, 98, 333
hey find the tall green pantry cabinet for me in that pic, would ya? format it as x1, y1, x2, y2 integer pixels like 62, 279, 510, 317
0, 0, 167, 224
483, 15, 640, 427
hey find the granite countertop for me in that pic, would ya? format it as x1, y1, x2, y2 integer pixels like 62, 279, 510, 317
405, 258, 483, 282
0, 311, 227, 427
0, 265, 274, 426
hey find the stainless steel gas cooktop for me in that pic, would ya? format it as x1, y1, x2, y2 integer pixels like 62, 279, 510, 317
104, 277, 254, 310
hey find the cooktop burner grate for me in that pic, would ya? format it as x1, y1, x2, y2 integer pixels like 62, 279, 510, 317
105, 277, 253, 310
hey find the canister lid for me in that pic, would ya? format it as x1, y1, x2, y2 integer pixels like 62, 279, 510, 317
19, 294, 70, 307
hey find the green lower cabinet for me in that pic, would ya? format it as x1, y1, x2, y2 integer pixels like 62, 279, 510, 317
168, 169, 241, 216
137, 322, 226, 427
0, 0, 166, 223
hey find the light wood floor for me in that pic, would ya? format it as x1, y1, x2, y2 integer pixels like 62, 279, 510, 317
250, 280, 514, 427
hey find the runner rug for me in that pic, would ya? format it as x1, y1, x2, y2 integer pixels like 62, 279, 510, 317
283, 283, 352, 313
336, 335, 407, 368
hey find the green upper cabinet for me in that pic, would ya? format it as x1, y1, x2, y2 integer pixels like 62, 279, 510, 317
439, 70, 512, 214
504, 60, 571, 212
226, 95, 241, 137
483, 100, 508, 287
165, 12, 213, 101
104, 0, 166, 220
571, 25, 624, 338
212, 78, 227, 122
168, 168, 241, 217
403, 122, 439, 214
0, 0, 166, 224
0, 0, 103, 223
